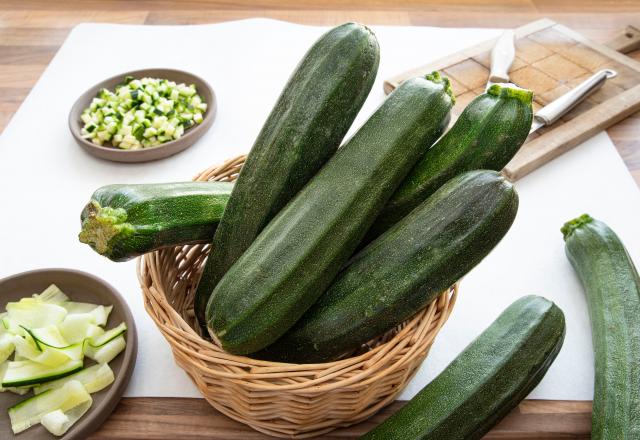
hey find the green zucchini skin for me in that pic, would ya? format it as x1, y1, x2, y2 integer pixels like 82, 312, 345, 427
79, 181, 233, 262
257, 170, 518, 363
193, 23, 381, 326
365, 84, 533, 242
206, 73, 454, 355
562, 214, 640, 440
360, 295, 566, 440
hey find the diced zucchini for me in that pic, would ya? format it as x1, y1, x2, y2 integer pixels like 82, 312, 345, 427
80, 76, 206, 149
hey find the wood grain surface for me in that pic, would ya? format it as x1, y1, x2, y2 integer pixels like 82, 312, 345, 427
2, 1, 639, 439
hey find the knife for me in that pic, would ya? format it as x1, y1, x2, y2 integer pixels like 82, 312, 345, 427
487, 30, 516, 89
530, 69, 617, 133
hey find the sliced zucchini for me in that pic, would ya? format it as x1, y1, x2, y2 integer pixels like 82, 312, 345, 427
29, 325, 69, 349
6, 300, 67, 329
58, 314, 94, 344
13, 336, 79, 367
35, 363, 114, 395
9, 380, 92, 434
0, 333, 15, 363
33, 284, 69, 305
2, 317, 25, 336
84, 335, 126, 364
88, 322, 126, 347
2, 359, 83, 387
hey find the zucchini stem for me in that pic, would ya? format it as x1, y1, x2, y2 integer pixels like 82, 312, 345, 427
561, 213, 593, 241
78, 201, 133, 255
487, 83, 534, 105
425, 71, 455, 104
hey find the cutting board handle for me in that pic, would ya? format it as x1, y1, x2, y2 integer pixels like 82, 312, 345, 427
607, 25, 640, 54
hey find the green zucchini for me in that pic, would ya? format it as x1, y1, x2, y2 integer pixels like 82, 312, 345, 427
562, 214, 640, 439
207, 73, 454, 355
361, 295, 566, 440
365, 83, 533, 242
194, 22, 381, 326
79, 181, 233, 262
2, 359, 84, 388
258, 170, 518, 363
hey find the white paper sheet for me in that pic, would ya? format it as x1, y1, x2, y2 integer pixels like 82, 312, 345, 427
1, 18, 638, 401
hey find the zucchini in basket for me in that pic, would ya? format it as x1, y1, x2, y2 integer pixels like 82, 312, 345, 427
257, 170, 518, 363
207, 72, 454, 355
193, 22, 381, 326
79, 181, 233, 261
365, 83, 533, 243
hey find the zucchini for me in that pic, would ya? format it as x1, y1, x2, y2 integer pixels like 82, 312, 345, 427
79, 181, 233, 262
562, 214, 640, 439
365, 84, 533, 242
9, 380, 92, 435
194, 22, 381, 326
361, 295, 566, 440
207, 73, 454, 355
258, 170, 518, 363
34, 363, 114, 395
2, 359, 83, 388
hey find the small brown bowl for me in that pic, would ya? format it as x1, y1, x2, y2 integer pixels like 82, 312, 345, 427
0, 268, 137, 440
69, 68, 216, 163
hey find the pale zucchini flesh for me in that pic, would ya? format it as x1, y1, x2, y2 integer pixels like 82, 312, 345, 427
9, 380, 92, 434
2, 359, 84, 388
34, 363, 115, 395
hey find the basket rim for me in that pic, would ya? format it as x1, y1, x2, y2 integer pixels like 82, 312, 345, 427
138, 253, 457, 392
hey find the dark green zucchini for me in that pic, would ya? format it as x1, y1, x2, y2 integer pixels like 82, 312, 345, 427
258, 170, 518, 363
193, 23, 381, 326
562, 214, 640, 439
206, 73, 454, 355
79, 181, 233, 262
365, 83, 533, 242
360, 295, 566, 440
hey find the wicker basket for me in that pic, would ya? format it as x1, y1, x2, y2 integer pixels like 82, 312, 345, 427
137, 155, 458, 439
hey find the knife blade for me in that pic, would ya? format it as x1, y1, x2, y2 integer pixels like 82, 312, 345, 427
487, 30, 516, 90
530, 69, 617, 134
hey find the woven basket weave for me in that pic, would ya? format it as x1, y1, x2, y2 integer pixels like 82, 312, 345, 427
137, 155, 458, 439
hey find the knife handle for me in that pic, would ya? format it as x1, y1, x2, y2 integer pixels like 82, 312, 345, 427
534, 69, 617, 126
489, 30, 515, 83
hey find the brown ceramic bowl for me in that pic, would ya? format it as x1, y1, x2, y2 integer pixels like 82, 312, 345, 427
0, 268, 137, 440
69, 68, 216, 163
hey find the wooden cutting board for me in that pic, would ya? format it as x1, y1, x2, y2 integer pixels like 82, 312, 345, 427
384, 19, 640, 181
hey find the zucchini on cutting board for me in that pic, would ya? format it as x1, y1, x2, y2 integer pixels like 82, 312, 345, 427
257, 170, 518, 363
563, 214, 640, 439
361, 295, 566, 440
79, 181, 233, 262
193, 22, 381, 326
365, 83, 532, 243
206, 72, 454, 355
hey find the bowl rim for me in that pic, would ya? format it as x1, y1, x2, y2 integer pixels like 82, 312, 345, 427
0, 267, 138, 440
68, 67, 216, 161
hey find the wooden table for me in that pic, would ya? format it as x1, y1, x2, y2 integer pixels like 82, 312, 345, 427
2, 1, 639, 438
